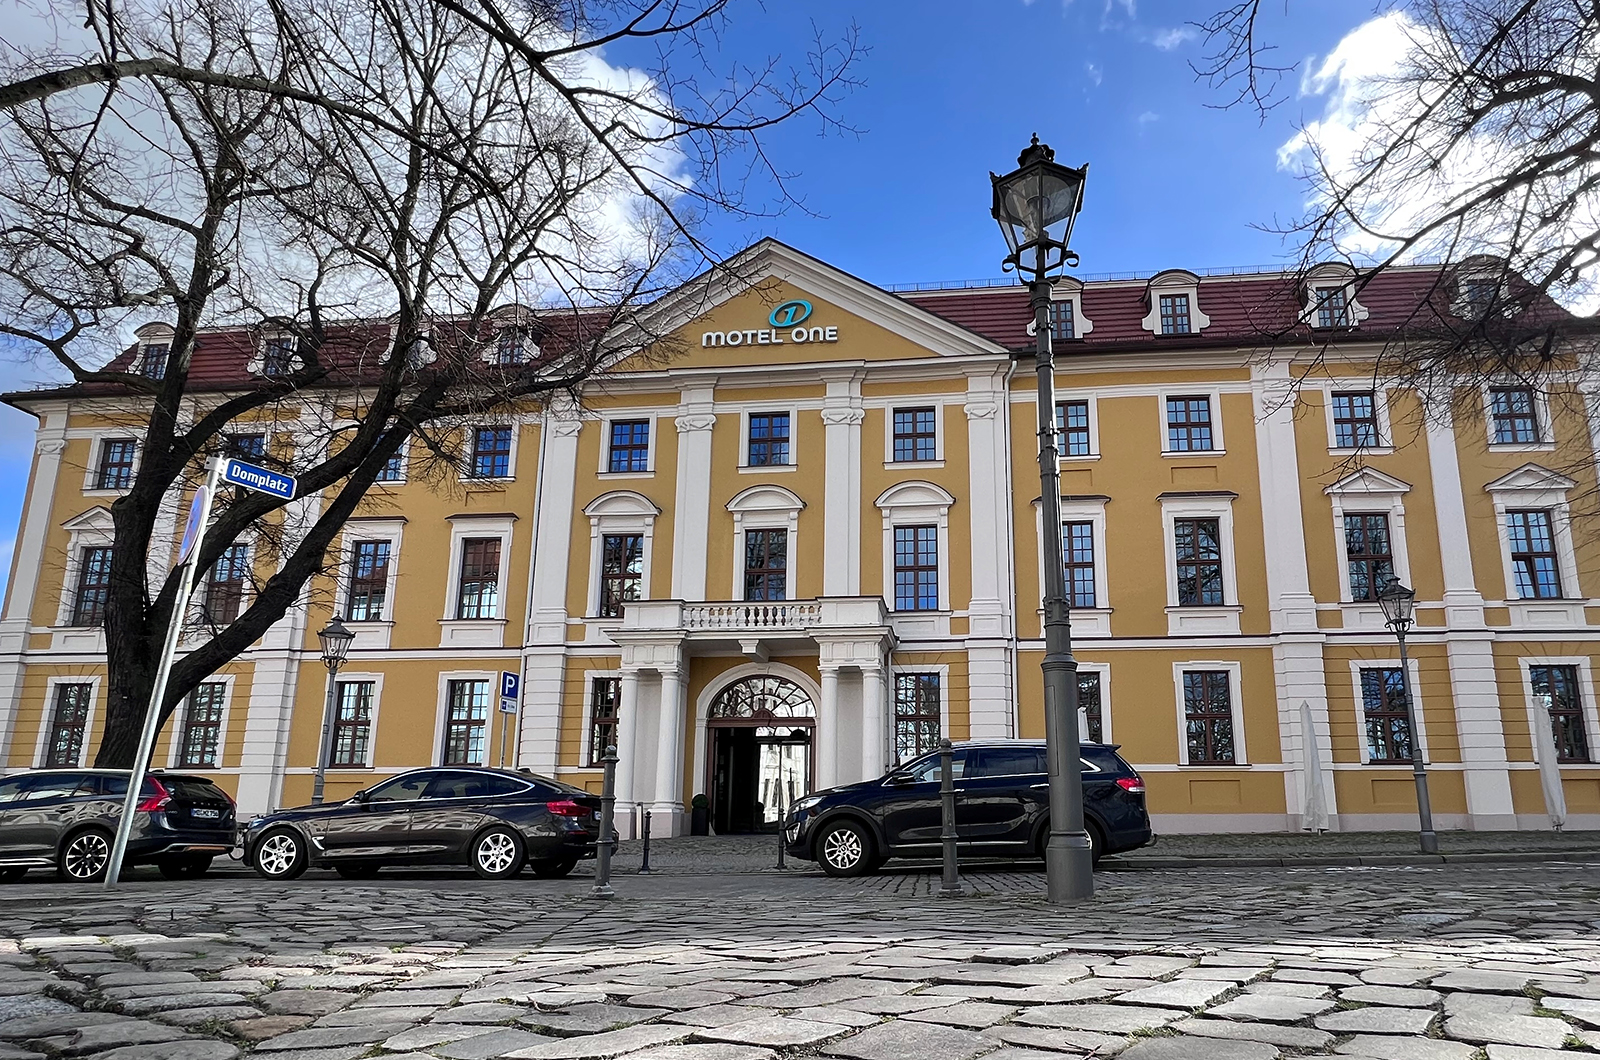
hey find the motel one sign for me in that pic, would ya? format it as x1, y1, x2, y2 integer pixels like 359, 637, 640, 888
702, 299, 839, 347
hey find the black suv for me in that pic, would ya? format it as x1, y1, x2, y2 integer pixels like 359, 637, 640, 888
244, 767, 606, 881
783, 740, 1152, 876
0, 770, 236, 882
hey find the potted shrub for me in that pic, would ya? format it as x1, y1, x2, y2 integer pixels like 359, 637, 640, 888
690, 793, 710, 835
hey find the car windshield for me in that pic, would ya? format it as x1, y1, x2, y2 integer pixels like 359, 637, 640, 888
363, 773, 431, 802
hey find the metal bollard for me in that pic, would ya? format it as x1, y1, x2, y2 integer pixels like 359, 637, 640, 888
639, 810, 652, 874
939, 737, 963, 897
776, 792, 787, 870
591, 745, 618, 899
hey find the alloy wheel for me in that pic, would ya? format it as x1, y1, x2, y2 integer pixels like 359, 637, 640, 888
822, 827, 862, 870
476, 832, 518, 875
63, 832, 109, 880
257, 833, 299, 876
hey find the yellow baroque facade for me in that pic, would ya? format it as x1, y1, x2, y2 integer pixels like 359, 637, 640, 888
4, 240, 1600, 836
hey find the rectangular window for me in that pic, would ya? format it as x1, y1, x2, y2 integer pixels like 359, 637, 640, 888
1166, 396, 1214, 451
376, 449, 405, 482
226, 433, 266, 460
1050, 300, 1075, 341
1174, 518, 1224, 606
1332, 391, 1379, 448
347, 541, 392, 622
608, 420, 651, 472
1344, 513, 1395, 602
1490, 387, 1540, 444
455, 538, 501, 619
747, 413, 791, 467
1531, 664, 1591, 763
1463, 278, 1498, 314
495, 326, 533, 365
71, 546, 112, 626
1064, 520, 1096, 609
1182, 670, 1235, 764
1360, 668, 1414, 764
1078, 671, 1103, 743
95, 439, 136, 490
1159, 293, 1191, 335
43, 683, 92, 768
1316, 286, 1350, 328
470, 426, 512, 478
330, 680, 374, 768
1056, 401, 1091, 458
893, 525, 939, 611
202, 544, 249, 625
261, 336, 295, 376
141, 343, 169, 380
599, 533, 644, 618
588, 677, 620, 767
1508, 509, 1562, 598
442, 679, 489, 766
894, 673, 941, 762
177, 682, 226, 768
891, 408, 938, 462
743, 529, 788, 601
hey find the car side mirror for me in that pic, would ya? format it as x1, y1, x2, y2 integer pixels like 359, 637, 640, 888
351, 790, 370, 804
887, 771, 915, 785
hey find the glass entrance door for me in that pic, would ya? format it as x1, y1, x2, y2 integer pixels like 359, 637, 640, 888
757, 727, 812, 830
711, 724, 812, 834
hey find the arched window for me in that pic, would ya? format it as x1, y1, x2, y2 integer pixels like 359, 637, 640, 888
708, 676, 815, 722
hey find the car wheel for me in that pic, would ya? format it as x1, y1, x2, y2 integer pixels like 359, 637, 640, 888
252, 828, 309, 880
816, 820, 874, 878
0, 867, 26, 883
334, 864, 381, 880
470, 827, 525, 880
528, 857, 578, 879
58, 828, 113, 882
157, 855, 213, 880
1035, 824, 1104, 867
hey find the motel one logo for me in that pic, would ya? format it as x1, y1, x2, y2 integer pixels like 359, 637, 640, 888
701, 299, 840, 347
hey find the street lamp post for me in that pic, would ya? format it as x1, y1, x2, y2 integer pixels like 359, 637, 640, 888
991, 135, 1094, 903
1375, 582, 1439, 854
312, 615, 355, 806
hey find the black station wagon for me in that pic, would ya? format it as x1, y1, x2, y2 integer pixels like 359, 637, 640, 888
782, 739, 1153, 876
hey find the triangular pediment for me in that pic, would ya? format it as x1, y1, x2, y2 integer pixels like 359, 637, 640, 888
1323, 467, 1412, 497
61, 506, 114, 532
1484, 462, 1577, 493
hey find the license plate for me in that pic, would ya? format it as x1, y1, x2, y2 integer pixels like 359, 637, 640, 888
191, 808, 221, 820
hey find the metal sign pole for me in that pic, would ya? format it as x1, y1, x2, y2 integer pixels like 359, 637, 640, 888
104, 456, 224, 890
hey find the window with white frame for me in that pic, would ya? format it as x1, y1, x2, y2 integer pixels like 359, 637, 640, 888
1174, 518, 1224, 606
746, 412, 791, 467
727, 484, 803, 602
1159, 293, 1192, 335
43, 683, 92, 768
441, 516, 514, 631
606, 419, 652, 473
1298, 264, 1371, 328
346, 541, 392, 622
1528, 662, 1594, 763
177, 682, 226, 768
891, 407, 939, 463
1359, 667, 1415, 764
893, 672, 941, 762
94, 439, 137, 491
1315, 286, 1350, 328
588, 676, 620, 766
376, 444, 407, 482
1344, 514, 1396, 602
1064, 521, 1097, 608
1078, 669, 1106, 743
584, 491, 658, 618
259, 335, 296, 376
1165, 396, 1215, 452
441, 678, 490, 765
893, 527, 939, 611
1056, 400, 1094, 458
1141, 272, 1211, 336
1049, 300, 1076, 341
455, 538, 502, 618
71, 546, 112, 626
599, 534, 644, 617
1324, 468, 1412, 605
468, 426, 513, 479
876, 482, 953, 616
200, 544, 249, 625
1485, 464, 1579, 603
1488, 386, 1544, 445
1160, 494, 1240, 634
140, 342, 170, 380
1180, 669, 1237, 764
331, 680, 376, 767
1331, 391, 1380, 448
57, 508, 115, 628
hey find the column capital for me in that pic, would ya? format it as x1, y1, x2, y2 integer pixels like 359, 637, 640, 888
821, 407, 865, 427
963, 401, 998, 421
675, 413, 716, 434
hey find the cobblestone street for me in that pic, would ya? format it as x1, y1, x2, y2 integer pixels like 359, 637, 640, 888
0, 858, 1597, 1058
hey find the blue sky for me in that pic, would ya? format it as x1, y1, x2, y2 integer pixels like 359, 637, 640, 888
0, 0, 1377, 599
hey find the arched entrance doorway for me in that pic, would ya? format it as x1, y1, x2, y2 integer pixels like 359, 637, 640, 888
707, 675, 814, 834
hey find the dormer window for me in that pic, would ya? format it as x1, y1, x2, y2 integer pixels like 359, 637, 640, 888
1462, 278, 1498, 316
141, 343, 169, 380
261, 336, 295, 376
1159, 294, 1191, 335
1299, 263, 1371, 329
1050, 301, 1075, 341
1315, 287, 1350, 328
493, 325, 538, 365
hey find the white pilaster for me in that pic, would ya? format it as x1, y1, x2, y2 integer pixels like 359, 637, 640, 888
519, 409, 582, 773
615, 667, 640, 822
0, 417, 67, 764
822, 374, 864, 596
652, 666, 686, 834
965, 369, 1016, 739
671, 390, 716, 601
817, 666, 840, 790
860, 665, 885, 782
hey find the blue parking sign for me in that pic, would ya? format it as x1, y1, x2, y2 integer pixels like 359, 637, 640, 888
499, 671, 520, 714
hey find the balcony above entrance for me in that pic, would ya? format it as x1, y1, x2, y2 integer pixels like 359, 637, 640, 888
607, 596, 894, 664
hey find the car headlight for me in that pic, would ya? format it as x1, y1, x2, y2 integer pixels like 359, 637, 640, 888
790, 795, 824, 815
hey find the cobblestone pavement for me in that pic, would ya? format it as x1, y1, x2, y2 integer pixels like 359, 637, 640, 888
0, 863, 1599, 1058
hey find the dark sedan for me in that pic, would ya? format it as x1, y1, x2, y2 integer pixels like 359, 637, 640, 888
783, 740, 1153, 876
0, 769, 236, 882
245, 767, 605, 880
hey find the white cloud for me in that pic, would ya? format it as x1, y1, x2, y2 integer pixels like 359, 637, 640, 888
1151, 26, 1196, 51
1085, 62, 1103, 87
1137, 111, 1159, 126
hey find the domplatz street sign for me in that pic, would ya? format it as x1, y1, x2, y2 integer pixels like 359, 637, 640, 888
222, 458, 297, 500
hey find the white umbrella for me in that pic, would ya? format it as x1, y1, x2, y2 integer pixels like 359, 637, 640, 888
1530, 697, 1567, 831
1300, 700, 1329, 833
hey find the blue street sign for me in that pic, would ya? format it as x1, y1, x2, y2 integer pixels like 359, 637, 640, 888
222, 458, 296, 499
499, 671, 520, 714
178, 487, 208, 563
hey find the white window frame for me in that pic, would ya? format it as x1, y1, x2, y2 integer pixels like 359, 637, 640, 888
374, 439, 411, 485
599, 414, 658, 477
584, 491, 660, 618
167, 673, 235, 769
194, 537, 254, 627
248, 331, 299, 377
1031, 495, 1111, 636
884, 402, 946, 468
1347, 659, 1431, 766
1075, 660, 1113, 744
1055, 394, 1101, 461
1158, 389, 1226, 455
1519, 656, 1600, 768
324, 671, 384, 770
876, 481, 955, 614
1026, 279, 1096, 340
726, 484, 804, 602
890, 664, 950, 765
34, 675, 101, 768
1141, 271, 1211, 336
82, 434, 141, 495
1172, 661, 1247, 766
1482, 382, 1554, 451
1324, 468, 1413, 609
133, 320, 175, 379
442, 515, 515, 647
57, 507, 116, 627
461, 423, 519, 483
481, 320, 541, 366
1322, 384, 1393, 454
739, 407, 800, 472
1484, 465, 1580, 604
433, 670, 496, 766
1298, 264, 1372, 329
336, 518, 405, 648
1159, 492, 1241, 635
578, 668, 621, 769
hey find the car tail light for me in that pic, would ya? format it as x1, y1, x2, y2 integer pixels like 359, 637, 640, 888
136, 778, 172, 813
1116, 776, 1145, 795
546, 800, 588, 817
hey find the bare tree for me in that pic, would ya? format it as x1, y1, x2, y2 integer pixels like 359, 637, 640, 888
0, 0, 861, 766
